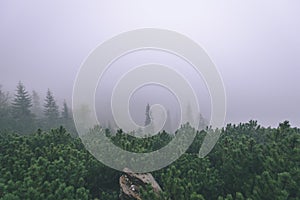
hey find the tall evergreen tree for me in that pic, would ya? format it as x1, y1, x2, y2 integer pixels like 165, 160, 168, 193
12, 82, 32, 116
0, 85, 11, 130
44, 89, 59, 127
164, 110, 173, 134
61, 99, 69, 120
61, 99, 76, 135
12, 82, 34, 133
144, 103, 151, 126
0, 85, 9, 109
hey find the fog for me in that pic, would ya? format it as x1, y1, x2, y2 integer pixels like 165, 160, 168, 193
1, 0, 300, 128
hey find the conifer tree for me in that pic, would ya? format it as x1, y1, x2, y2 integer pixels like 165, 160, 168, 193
144, 103, 151, 126
0, 85, 9, 109
0, 85, 11, 130
164, 109, 173, 134
61, 99, 76, 135
12, 82, 34, 133
12, 82, 32, 116
61, 99, 69, 120
44, 89, 59, 127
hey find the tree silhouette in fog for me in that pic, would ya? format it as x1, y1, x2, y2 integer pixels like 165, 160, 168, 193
12, 82, 34, 133
145, 103, 151, 126
44, 89, 59, 128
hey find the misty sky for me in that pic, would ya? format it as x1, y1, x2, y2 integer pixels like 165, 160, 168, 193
1, 0, 300, 127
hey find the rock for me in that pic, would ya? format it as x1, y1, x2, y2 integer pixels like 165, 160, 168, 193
119, 168, 162, 200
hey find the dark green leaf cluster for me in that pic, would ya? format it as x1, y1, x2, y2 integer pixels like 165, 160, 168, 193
0, 127, 120, 200
0, 120, 300, 199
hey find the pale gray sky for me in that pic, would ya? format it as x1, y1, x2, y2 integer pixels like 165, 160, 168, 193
1, 0, 300, 127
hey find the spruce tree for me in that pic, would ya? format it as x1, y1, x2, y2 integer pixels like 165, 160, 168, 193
44, 89, 59, 127
164, 110, 173, 134
61, 99, 77, 135
144, 103, 151, 126
12, 82, 34, 133
12, 82, 32, 116
61, 99, 69, 120
0, 85, 11, 130
0, 85, 9, 109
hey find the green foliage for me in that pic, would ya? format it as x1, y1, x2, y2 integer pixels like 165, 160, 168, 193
0, 86, 12, 131
61, 99, 69, 120
12, 82, 32, 117
11, 82, 35, 133
109, 129, 173, 153
0, 127, 119, 199
0, 121, 300, 199
1, 83, 299, 199
0, 84, 77, 135
43, 89, 59, 127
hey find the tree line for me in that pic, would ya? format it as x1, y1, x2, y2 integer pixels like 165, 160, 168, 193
0, 82, 75, 135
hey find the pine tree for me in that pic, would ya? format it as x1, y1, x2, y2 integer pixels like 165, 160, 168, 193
145, 103, 151, 126
0, 85, 11, 130
44, 89, 59, 127
61, 99, 77, 135
12, 82, 34, 133
12, 82, 32, 117
61, 100, 69, 120
164, 110, 173, 134
0, 85, 9, 109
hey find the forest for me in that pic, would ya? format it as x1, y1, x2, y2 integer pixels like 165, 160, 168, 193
0, 83, 300, 199
0, 82, 76, 135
